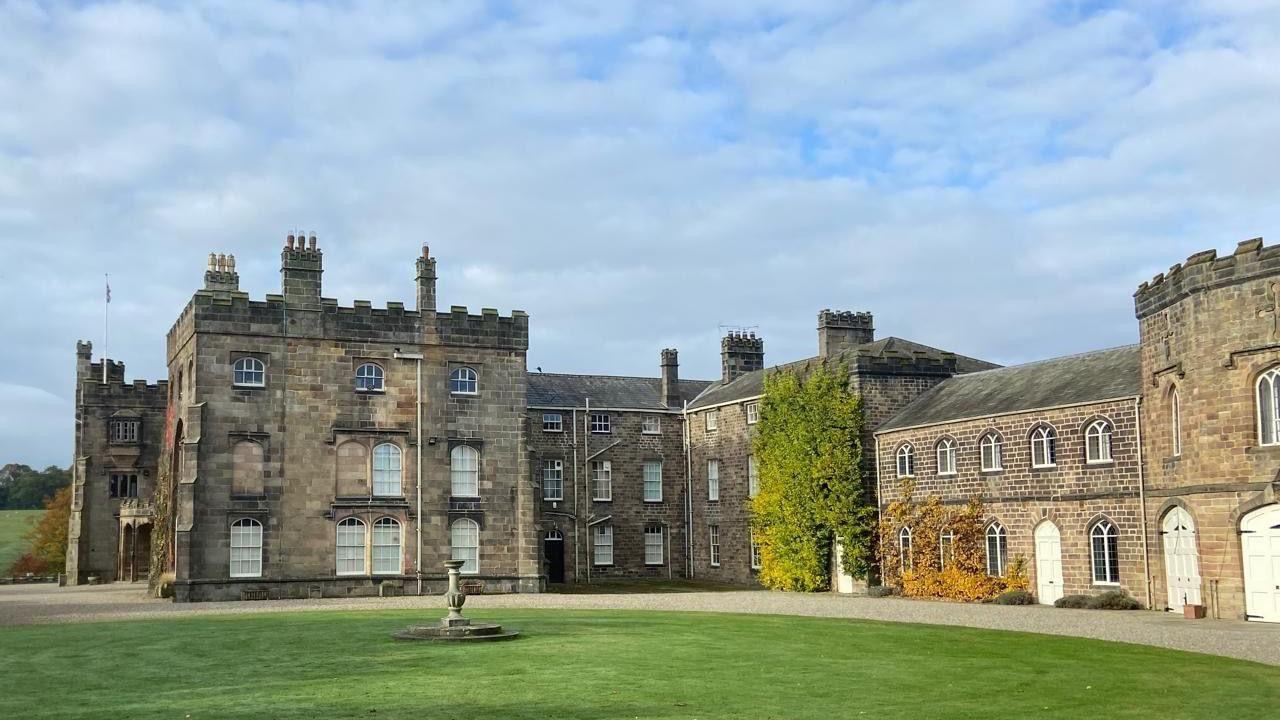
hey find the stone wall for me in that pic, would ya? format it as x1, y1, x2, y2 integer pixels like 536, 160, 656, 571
687, 398, 760, 585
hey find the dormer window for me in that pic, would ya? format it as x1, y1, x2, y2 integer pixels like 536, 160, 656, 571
450, 366, 478, 395
355, 363, 384, 392
109, 419, 140, 444
233, 357, 265, 387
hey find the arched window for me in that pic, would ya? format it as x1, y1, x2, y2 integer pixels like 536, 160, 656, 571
939, 529, 955, 570
985, 522, 1007, 577
371, 518, 402, 575
1259, 367, 1280, 445
451, 518, 480, 574
355, 363, 384, 392
1090, 519, 1120, 584
1170, 388, 1182, 457
451, 445, 479, 496
980, 432, 1003, 471
896, 444, 915, 478
229, 518, 262, 578
935, 438, 957, 475
1085, 420, 1113, 463
336, 517, 366, 575
233, 357, 265, 387
898, 527, 912, 571
450, 366, 478, 395
372, 444, 402, 496
1030, 426, 1057, 468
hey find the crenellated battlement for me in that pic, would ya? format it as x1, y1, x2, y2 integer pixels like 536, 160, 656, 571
1134, 237, 1280, 318
845, 347, 959, 376
79, 374, 169, 405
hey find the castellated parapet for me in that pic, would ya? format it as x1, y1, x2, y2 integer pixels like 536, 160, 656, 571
1133, 237, 1278, 319
721, 331, 764, 383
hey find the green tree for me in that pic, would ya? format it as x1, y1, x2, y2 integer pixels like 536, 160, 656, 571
0, 464, 70, 509
749, 361, 874, 591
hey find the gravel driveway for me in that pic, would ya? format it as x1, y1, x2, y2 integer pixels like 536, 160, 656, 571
3, 583, 1277, 666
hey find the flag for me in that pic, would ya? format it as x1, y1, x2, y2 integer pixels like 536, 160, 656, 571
105, 276, 111, 303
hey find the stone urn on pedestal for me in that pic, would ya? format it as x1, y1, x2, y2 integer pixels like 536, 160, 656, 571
392, 560, 519, 642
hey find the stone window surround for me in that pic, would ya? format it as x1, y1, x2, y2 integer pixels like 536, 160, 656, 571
448, 364, 479, 396
232, 355, 266, 388
354, 361, 385, 393
642, 416, 661, 435
542, 413, 564, 432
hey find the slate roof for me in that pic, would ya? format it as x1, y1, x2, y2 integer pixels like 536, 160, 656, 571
687, 337, 999, 410
527, 373, 712, 410
876, 344, 1142, 433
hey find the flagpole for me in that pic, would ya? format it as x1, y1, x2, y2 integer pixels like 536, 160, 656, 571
103, 273, 109, 384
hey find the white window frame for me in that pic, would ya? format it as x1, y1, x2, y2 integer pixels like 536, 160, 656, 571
643, 525, 664, 566
749, 531, 762, 570
542, 459, 563, 501
1085, 419, 1113, 464
980, 433, 1002, 471
1030, 426, 1057, 468
936, 438, 957, 476
449, 366, 478, 395
1170, 388, 1181, 457
896, 444, 915, 478
542, 413, 563, 433
706, 409, 719, 432
336, 517, 366, 576
708, 524, 720, 567
372, 443, 402, 496
985, 522, 1007, 577
450, 445, 479, 497
643, 460, 663, 502
371, 517, 402, 576
1090, 520, 1120, 585
589, 413, 611, 434
451, 518, 480, 575
355, 362, 384, 392
233, 356, 265, 388
642, 416, 661, 435
229, 518, 263, 578
745, 402, 759, 425
707, 459, 719, 501
593, 524, 613, 566
747, 455, 759, 498
1258, 368, 1280, 445
899, 526, 912, 570
939, 529, 955, 570
591, 460, 612, 501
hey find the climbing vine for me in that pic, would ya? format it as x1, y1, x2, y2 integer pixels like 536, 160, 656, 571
148, 401, 176, 596
749, 361, 875, 591
879, 480, 1028, 601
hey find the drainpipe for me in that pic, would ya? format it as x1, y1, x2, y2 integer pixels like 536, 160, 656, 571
394, 350, 425, 595
1135, 396, 1153, 610
683, 399, 694, 579
585, 397, 591, 585
572, 408, 580, 582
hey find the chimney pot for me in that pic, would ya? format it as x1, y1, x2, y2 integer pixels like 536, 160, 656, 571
309, 234, 317, 251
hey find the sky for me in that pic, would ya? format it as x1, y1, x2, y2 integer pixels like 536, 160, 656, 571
2, 0, 1280, 469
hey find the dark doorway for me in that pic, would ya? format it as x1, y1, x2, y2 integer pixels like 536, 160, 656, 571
544, 530, 565, 584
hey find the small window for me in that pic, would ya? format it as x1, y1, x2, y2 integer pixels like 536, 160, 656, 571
936, 438, 957, 475
939, 529, 955, 570
542, 413, 563, 432
372, 518, 402, 575
451, 445, 479, 497
109, 419, 140, 444
336, 517, 366, 576
707, 459, 719, 501
1085, 420, 1113, 463
980, 433, 1003, 471
1258, 367, 1280, 445
1170, 389, 1181, 457
745, 402, 759, 425
589, 413, 610, 434
108, 473, 139, 499
749, 531, 762, 570
542, 459, 563, 501
706, 409, 719, 432
450, 366, 478, 395
708, 524, 720, 567
985, 522, 1007, 577
593, 524, 613, 565
643, 461, 663, 502
899, 526, 912, 571
372, 443, 402, 496
451, 518, 480, 574
1030, 426, 1057, 468
1090, 520, 1120, 584
642, 416, 661, 434
355, 363, 384, 392
896, 444, 915, 478
591, 460, 612, 501
233, 357, 265, 387
230, 518, 263, 578
644, 525, 664, 565
747, 455, 759, 498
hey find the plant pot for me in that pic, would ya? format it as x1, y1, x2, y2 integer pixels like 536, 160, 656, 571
1183, 604, 1206, 619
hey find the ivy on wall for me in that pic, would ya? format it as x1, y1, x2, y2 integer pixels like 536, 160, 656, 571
148, 401, 176, 596
750, 361, 875, 591
879, 479, 1028, 601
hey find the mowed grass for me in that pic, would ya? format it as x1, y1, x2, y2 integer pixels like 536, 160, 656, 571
0, 610, 1275, 720
0, 509, 41, 571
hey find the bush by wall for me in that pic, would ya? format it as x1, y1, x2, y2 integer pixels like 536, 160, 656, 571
1053, 590, 1141, 610
993, 589, 1036, 606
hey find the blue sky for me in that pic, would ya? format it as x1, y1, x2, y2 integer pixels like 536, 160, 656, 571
2, 0, 1280, 468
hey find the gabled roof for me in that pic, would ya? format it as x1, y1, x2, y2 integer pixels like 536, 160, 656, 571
527, 373, 712, 411
876, 344, 1141, 433
687, 336, 999, 410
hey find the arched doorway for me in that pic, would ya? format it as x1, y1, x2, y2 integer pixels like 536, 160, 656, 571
118, 524, 134, 582
1034, 521, 1063, 606
1162, 507, 1201, 612
1241, 504, 1280, 623
543, 530, 565, 584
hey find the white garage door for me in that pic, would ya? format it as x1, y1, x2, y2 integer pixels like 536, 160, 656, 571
1241, 504, 1280, 623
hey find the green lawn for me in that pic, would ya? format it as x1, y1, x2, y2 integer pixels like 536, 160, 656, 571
0, 509, 41, 572
0, 610, 1274, 719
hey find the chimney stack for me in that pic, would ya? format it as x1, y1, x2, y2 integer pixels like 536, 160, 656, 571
204, 251, 240, 293
818, 310, 874, 357
416, 244, 437, 312
660, 348, 681, 408
721, 331, 764, 383
281, 232, 323, 307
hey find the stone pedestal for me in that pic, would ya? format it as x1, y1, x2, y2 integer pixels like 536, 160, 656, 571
393, 560, 519, 642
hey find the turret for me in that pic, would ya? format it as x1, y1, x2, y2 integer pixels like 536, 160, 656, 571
818, 309, 874, 357
281, 233, 323, 307
721, 331, 764, 383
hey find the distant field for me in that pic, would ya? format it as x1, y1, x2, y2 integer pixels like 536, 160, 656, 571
0, 510, 42, 572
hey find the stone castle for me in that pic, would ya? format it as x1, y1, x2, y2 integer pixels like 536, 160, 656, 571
66, 234, 1280, 623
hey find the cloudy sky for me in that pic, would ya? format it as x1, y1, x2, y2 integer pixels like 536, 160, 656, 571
2, 0, 1279, 468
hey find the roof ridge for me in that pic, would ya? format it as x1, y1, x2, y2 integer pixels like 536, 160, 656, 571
528, 371, 712, 383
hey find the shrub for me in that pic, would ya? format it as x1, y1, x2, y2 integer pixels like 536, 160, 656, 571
7, 553, 49, 576
867, 585, 897, 598
1091, 589, 1142, 610
993, 589, 1035, 606
1054, 594, 1093, 609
